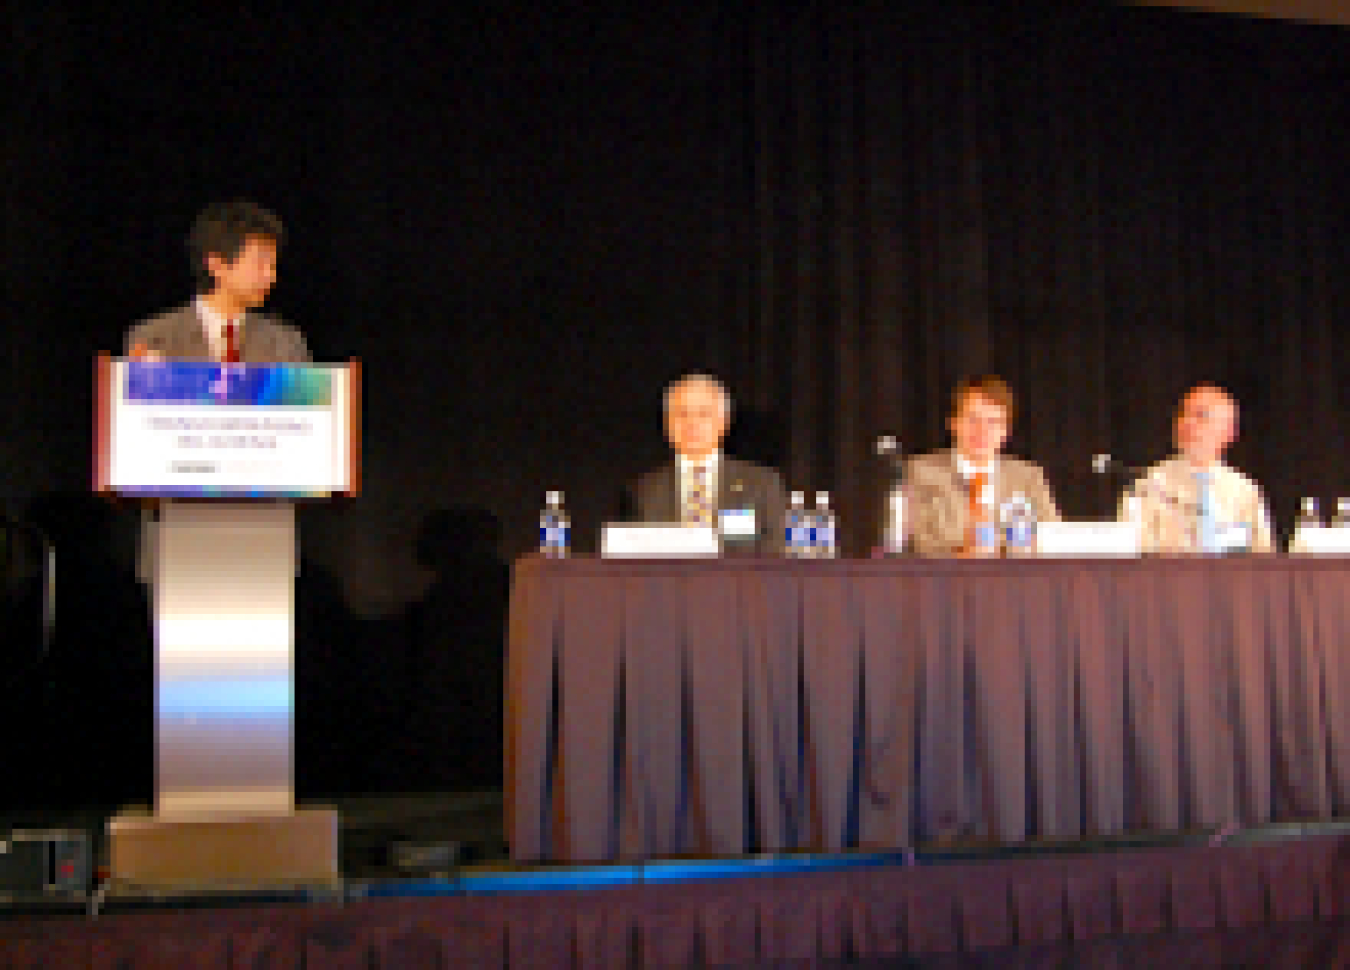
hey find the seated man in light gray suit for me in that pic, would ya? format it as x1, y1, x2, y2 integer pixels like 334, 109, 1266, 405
126, 199, 310, 365
1123, 384, 1274, 553
628, 374, 787, 555
905, 375, 1060, 556
125, 200, 311, 583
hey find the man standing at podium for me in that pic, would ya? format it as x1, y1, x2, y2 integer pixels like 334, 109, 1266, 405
904, 375, 1061, 555
629, 373, 787, 555
1126, 384, 1274, 553
126, 199, 310, 365
126, 200, 311, 584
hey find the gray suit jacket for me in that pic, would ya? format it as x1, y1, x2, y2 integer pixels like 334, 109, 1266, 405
904, 448, 1061, 555
124, 303, 310, 363
629, 456, 787, 555
126, 303, 311, 583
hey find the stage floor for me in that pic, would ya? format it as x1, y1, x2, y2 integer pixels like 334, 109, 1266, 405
5, 798, 1350, 967
4, 791, 1350, 915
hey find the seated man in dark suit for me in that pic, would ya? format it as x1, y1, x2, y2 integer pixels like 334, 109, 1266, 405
628, 374, 787, 555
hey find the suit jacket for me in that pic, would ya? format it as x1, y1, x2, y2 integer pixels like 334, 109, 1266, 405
1122, 455, 1274, 554
124, 303, 311, 363
903, 448, 1061, 556
628, 456, 787, 555
126, 303, 311, 584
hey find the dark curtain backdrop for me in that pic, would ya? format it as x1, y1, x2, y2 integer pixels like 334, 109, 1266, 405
5, 2, 1350, 801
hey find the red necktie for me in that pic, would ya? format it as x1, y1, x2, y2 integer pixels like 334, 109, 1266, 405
223, 321, 239, 364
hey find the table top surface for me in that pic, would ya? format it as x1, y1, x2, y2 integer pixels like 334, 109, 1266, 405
514, 552, 1350, 578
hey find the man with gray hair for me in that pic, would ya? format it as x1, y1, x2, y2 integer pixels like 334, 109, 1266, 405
627, 374, 787, 555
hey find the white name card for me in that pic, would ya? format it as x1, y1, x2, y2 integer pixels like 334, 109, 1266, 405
717, 507, 757, 539
601, 524, 721, 558
1289, 526, 1350, 555
1036, 521, 1141, 558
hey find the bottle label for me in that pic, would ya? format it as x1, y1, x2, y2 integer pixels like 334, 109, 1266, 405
975, 522, 999, 550
541, 525, 569, 549
1006, 521, 1033, 549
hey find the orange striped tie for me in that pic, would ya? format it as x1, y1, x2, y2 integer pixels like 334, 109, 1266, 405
968, 470, 987, 550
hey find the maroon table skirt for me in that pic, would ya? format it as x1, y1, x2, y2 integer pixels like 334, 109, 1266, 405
506, 555, 1350, 862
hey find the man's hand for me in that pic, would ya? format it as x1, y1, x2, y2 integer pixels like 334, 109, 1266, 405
130, 342, 164, 363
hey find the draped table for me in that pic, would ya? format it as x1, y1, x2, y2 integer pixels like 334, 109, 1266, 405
506, 555, 1350, 863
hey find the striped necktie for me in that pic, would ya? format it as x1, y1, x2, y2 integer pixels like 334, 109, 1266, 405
684, 464, 713, 526
967, 470, 987, 549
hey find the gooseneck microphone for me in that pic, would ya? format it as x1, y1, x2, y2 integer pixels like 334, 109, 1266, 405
1092, 453, 1149, 478
876, 435, 904, 480
876, 436, 906, 556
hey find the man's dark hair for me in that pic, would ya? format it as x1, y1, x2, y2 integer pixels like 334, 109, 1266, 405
186, 200, 285, 293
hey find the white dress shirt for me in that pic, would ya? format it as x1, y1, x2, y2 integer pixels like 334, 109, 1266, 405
954, 453, 997, 506
194, 297, 243, 362
1125, 455, 1274, 553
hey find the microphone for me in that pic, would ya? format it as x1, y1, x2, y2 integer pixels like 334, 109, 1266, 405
875, 435, 906, 556
876, 435, 904, 479
1092, 453, 1149, 478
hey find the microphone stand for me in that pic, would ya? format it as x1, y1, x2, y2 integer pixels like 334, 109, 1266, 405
876, 436, 906, 556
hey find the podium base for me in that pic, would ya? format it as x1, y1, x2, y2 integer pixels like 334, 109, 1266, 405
108, 808, 339, 887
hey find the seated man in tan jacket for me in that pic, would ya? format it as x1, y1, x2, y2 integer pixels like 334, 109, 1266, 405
905, 375, 1061, 556
1123, 384, 1274, 554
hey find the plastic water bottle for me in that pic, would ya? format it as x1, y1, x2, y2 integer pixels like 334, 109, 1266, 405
971, 494, 1000, 557
814, 491, 838, 559
784, 491, 809, 558
1001, 492, 1036, 557
539, 490, 570, 558
1334, 498, 1350, 528
1297, 497, 1322, 531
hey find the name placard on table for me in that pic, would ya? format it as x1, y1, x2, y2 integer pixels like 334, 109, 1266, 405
95, 359, 358, 498
601, 524, 721, 558
1036, 521, 1141, 557
1289, 526, 1350, 555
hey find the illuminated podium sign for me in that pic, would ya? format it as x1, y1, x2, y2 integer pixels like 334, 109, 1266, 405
96, 360, 358, 497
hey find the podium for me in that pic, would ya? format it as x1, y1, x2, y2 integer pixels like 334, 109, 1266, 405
94, 356, 360, 886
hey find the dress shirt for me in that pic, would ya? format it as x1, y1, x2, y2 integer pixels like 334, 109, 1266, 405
954, 453, 997, 505
194, 297, 243, 362
1125, 455, 1275, 553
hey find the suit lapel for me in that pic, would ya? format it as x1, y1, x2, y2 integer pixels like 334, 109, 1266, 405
238, 313, 266, 362
660, 465, 682, 522
172, 305, 213, 360
718, 459, 744, 513
945, 449, 968, 509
